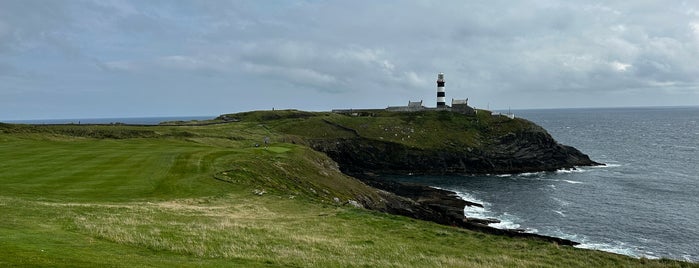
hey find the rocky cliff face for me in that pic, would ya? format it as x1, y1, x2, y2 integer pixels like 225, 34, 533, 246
220, 110, 598, 245
292, 113, 598, 245
308, 128, 599, 175
226, 109, 600, 175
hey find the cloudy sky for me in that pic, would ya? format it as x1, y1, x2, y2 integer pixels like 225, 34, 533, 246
2, 1, 699, 120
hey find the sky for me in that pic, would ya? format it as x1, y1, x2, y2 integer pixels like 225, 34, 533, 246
2, 1, 699, 120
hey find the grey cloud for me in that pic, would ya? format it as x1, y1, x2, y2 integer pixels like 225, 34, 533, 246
0, 1, 72, 53
237, 40, 427, 93
2, 1, 699, 120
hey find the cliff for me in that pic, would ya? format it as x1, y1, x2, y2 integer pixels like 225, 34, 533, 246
223, 109, 599, 176
213, 109, 601, 245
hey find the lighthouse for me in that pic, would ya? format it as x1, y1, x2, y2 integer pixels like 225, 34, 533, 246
436, 73, 446, 108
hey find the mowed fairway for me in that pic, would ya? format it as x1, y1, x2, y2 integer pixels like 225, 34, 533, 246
0, 133, 269, 266
0, 124, 695, 267
0, 136, 237, 201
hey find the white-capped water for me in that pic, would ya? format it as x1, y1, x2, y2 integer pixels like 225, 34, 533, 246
391, 107, 699, 263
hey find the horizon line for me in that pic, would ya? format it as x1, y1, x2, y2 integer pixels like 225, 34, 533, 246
2, 104, 699, 122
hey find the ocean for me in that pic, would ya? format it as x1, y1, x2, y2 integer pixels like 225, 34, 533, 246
2, 116, 214, 125
392, 106, 699, 262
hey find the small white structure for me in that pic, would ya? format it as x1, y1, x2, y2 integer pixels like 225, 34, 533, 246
386, 100, 425, 112
452, 98, 475, 114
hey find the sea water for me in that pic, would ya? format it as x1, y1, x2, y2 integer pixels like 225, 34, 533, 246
393, 106, 699, 262
3, 116, 214, 125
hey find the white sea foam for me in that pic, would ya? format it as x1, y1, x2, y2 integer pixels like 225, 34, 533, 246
576, 243, 644, 259
517, 172, 545, 177
530, 178, 584, 184
454, 191, 492, 220
595, 163, 622, 168
489, 220, 521, 230
551, 197, 571, 207
455, 189, 648, 260
453, 191, 485, 205
543, 230, 642, 258
454, 190, 531, 231
464, 205, 490, 220
556, 168, 588, 174
553, 210, 566, 217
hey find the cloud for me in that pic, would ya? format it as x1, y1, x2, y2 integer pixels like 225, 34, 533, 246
2, 1, 699, 119
243, 62, 339, 89
611, 61, 631, 72
236, 40, 425, 94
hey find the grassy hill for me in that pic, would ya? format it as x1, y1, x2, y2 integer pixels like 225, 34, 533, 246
0, 115, 695, 267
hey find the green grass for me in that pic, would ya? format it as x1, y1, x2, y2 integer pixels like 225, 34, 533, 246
253, 109, 541, 151
1, 118, 696, 267
0, 136, 235, 201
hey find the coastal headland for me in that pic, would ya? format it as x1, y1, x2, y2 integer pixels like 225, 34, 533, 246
2, 109, 694, 267
218, 109, 600, 245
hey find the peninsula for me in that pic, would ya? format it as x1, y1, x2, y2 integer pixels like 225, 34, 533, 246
215, 108, 600, 244
4, 109, 689, 267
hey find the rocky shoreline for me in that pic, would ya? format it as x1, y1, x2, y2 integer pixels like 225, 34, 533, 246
350, 171, 581, 246
304, 122, 601, 246
221, 109, 602, 246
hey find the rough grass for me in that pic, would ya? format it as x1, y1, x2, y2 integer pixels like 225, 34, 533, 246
1, 117, 696, 267
255, 109, 540, 150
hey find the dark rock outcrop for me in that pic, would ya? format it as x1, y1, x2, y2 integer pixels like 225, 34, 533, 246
353, 172, 580, 246
221, 110, 599, 245
303, 117, 598, 246
309, 129, 600, 176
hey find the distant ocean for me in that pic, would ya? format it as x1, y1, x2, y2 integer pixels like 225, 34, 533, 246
393, 106, 699, 262
2, 116, 214, 125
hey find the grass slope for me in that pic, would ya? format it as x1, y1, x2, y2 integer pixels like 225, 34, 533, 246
0, 116, 695, 267
227, 109, 542, 151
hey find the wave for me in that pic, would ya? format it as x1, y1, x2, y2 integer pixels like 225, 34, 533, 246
591, 163, 622, 168
454, 189, 658, 260
518, 171, 546, 177
489, 219, 521, 230
671, 145, 697, 151
576, 242, 650, 259
553, 210, 566, 217
493, 165, 610, 178
453, 190, 538, 232
551, 197, 571, 207
452, 190, 485, 205
556, 168, 587, 174
517, 177, 584, 184
539, 229, 644, 259
455, 191, 492, 218
487, 212, 526, 230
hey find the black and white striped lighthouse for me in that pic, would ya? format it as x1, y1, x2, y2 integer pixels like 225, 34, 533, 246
436, 73, 446, 108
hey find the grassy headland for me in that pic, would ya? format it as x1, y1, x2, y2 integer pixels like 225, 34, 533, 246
0, 113, 694, 267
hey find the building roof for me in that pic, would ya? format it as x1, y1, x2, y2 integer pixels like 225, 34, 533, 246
408, 100, 423, 107
452, 98, 469, 105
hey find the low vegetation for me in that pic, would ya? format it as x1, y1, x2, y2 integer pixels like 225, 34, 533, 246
1, 111, 695, 267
